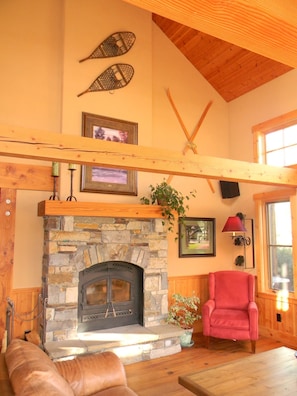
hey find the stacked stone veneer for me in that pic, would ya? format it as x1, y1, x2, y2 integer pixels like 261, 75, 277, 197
42, 215, 169, 343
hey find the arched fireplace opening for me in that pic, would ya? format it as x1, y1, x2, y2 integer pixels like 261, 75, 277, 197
78, 261, 144, 332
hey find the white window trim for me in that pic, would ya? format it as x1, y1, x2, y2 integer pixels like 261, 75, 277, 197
252, 109, 297, 165
254, 189, 297, 297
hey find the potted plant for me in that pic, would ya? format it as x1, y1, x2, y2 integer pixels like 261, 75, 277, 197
167, 293, 201, 347
140, 180, 196, 232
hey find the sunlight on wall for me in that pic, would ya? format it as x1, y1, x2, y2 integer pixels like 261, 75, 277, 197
276, 289, 289, 312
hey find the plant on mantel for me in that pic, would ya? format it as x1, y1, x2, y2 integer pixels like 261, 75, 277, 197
140, 180, 196, 232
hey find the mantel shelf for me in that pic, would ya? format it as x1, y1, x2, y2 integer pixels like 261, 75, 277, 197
37, 200, 164, 219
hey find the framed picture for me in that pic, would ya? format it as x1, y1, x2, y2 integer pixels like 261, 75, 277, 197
179, 217, 216, 257
80, 112, 138, 195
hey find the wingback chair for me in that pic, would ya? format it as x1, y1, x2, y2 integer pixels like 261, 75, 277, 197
202, 271, 258, 353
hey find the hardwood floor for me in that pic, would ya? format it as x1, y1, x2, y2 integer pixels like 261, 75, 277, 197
125, 333, 285, 395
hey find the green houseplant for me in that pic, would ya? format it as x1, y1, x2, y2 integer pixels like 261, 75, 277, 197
167, 293, 201, 347
140, 180, 196, 232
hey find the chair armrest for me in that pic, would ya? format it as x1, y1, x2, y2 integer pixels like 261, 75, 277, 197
55, 351, 128, 395
202, 300, 215, 335
248, 301, 259, 340
203, 299, 215, 315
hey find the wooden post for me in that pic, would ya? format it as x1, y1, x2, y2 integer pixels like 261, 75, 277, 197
0, 188, 16, 346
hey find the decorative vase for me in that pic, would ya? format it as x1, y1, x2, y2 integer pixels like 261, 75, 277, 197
180, 328, 194, 347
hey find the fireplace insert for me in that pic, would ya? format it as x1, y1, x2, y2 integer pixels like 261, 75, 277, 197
78, 261, 143, 332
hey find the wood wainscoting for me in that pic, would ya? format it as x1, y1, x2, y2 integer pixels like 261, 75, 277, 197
6, 276, 297, 349
168, 274, 209, 333
7, 288, 42, 341
256, 291, 297, 348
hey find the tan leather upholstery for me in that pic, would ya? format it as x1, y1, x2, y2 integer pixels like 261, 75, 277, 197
0, 354, 14, 395
2, 339, 137, 396
5, 339, 74, 396
55, 352, 130, 396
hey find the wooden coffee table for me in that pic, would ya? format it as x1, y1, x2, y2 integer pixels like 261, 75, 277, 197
179, 347, 297, 395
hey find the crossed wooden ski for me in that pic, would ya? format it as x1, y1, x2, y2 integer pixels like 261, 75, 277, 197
166, 89, 214, 193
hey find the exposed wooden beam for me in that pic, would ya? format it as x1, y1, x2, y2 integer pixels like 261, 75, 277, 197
0, 162, 52, 191
1, 124, 297, 188
122, 0, 297, 68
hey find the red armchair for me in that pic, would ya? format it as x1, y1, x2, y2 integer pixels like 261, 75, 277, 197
202, 271, 258, 353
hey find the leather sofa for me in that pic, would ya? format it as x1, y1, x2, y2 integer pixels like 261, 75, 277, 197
0, 338, 137, 395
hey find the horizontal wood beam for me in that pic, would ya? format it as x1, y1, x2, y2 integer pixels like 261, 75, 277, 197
122, 0, 297, 68
1, 124, 297, 187
38, 200, 164, 218
0, 161, 52, 191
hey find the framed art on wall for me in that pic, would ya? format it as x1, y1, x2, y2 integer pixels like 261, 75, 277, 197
80, 112, 138, 195
179, 217, 216, 257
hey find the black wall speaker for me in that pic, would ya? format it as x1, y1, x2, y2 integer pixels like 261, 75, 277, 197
220, 181, 240, 199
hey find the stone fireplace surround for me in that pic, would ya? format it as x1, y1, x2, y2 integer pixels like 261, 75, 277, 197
39, 201, 183, 363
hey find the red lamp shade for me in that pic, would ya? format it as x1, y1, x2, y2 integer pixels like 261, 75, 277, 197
222, 216, 247, 233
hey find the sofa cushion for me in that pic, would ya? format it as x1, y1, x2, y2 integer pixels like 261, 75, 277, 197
5, 339, 74, 396
210, 309, 250, 330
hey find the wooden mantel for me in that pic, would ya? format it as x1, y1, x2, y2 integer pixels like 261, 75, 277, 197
38, 200, 164, 219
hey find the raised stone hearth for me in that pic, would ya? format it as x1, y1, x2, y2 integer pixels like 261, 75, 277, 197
45, 324, 183, 364
39, 201, 182, 362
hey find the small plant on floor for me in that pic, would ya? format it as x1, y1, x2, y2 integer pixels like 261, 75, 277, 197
140, 180, 196, 232
167, 293, 201, 347
167, 293, 201, 329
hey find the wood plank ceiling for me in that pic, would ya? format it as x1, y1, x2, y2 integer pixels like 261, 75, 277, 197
153, 14, 293, 102
122, 0, 296, 102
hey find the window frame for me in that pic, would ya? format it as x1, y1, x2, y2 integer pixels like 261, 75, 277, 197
254, 189, 297, 297
252, 109, 297, 165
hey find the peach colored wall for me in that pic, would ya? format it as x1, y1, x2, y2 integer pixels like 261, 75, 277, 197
228, 70, 297, 229
1, 0, 296, 287
0, 0, 64, 288
0, 0, 63, 133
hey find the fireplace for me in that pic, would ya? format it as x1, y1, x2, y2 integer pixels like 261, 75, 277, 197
78, 261, 143, 332
41, 212, 169, 343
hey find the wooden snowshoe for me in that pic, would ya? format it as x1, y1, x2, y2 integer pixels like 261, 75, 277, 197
77, 63, 134, 96
79, 32, 136, 62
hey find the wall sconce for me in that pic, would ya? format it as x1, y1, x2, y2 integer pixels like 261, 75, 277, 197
222, 212, 251, 246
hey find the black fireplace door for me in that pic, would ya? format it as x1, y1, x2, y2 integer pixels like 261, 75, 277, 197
78, 261, 143, 332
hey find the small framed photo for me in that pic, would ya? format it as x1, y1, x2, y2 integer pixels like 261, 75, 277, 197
179, 217, 216, 257
81, 112, 138, 195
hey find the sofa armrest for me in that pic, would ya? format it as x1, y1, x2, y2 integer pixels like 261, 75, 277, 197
6, 339, 74, 396
0, 354, 14, 396
55, 351, 128, 396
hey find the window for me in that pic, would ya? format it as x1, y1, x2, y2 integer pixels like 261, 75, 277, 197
254, 190, 297, 295
266, 201, 293, 292
253, 109, 297, 166
265, 125, 297, 166
253, 110, 297, 296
